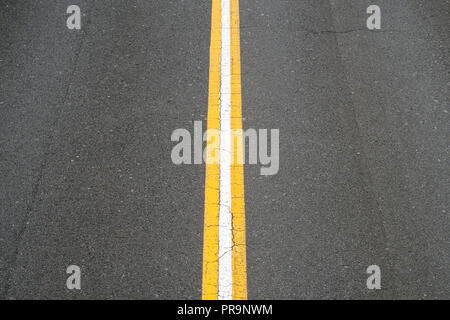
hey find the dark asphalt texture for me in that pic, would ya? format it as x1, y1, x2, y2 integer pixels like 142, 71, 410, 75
0, 0, 449, 299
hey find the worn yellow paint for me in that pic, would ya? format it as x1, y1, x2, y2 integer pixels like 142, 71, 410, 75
202, 0, 247, 300
202, 0, 221, 300
230, 0, 247, 300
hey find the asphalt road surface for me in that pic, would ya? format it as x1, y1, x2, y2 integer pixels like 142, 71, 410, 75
0, 0, 449, 299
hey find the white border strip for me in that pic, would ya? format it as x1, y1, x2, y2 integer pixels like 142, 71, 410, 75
218, 0, 233, 300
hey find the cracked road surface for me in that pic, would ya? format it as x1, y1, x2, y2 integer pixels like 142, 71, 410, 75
0, 0, 449, 299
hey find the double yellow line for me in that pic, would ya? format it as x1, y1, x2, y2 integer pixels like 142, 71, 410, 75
202, 0, 247, 300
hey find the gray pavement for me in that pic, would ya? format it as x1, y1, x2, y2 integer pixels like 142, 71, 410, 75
0, 0, 449, 299
242, 0, 449, 299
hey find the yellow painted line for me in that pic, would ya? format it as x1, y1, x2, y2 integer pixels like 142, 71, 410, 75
202, 0, 221, 300
202, 0, 247, 300
230, 0, 247, 300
